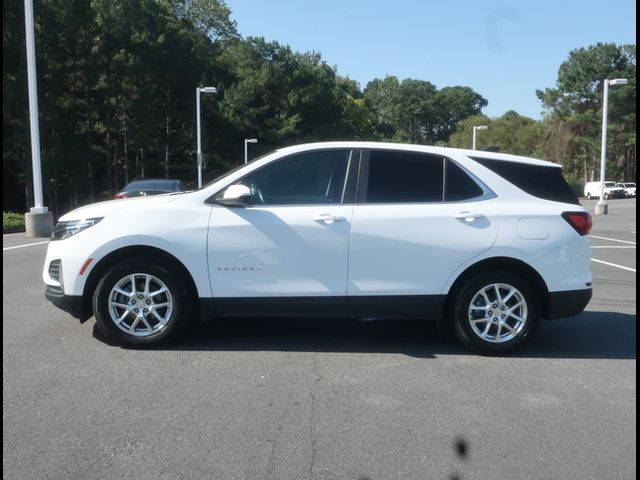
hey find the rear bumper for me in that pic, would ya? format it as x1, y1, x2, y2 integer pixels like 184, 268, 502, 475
45, 286, 90, 322
545, 288, 592, 320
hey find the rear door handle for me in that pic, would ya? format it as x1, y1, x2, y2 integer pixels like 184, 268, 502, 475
454, 211, 485, 222
313, 213, 345, 224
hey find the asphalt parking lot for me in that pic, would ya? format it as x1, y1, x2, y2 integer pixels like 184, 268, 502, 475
3, 199, 636, 480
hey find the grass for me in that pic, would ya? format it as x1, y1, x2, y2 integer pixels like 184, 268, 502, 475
3, 211, 25, 233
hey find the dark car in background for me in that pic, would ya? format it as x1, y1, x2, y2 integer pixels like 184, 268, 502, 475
113, 179, 183, 199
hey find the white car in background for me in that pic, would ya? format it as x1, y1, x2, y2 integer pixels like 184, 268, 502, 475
615, 182, 636, 198
43, 142, 593, 354
583, 181, 626, 199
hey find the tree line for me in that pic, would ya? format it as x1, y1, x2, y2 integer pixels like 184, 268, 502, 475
3, 0, 636, 214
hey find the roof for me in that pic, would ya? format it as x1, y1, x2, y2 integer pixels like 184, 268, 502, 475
274, 141, 560, 168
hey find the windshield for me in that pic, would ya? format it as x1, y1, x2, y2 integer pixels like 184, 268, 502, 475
604, 182, 616, 187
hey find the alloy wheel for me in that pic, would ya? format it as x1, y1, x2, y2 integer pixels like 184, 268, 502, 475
107, 273, 174, 337
468, 283, 528, 343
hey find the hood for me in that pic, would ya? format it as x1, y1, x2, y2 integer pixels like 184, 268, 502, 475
57, 193, 182, 222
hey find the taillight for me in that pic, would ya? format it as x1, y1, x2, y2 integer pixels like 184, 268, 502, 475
113, 193, 125, 199
562, 212, 593, 236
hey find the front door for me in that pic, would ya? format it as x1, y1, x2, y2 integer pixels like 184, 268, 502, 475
208, 149, 356, 317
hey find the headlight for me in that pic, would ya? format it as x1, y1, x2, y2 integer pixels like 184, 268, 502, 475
51, 218, 103, 241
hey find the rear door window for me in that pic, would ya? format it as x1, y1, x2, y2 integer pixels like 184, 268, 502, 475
365, 150, 443, 203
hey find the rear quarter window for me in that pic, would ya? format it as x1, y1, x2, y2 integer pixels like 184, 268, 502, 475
471, 157, 579, 205
445, 160, 485, 201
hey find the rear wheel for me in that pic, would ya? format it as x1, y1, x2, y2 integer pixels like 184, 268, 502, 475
93, 259, 191, 346
451, 271, 540, 354
586, 192, 592, 199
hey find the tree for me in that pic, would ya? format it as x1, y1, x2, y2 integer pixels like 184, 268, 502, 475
448, 111, 543, 157
2, 0, 238, 212
3, 0, 29, 211
363, 76, 401, 139
433, 86, 487, 142
219, 37, 344, 145
364, 77, 487, 144
537, 43, 636, 182
331, 76, 377, 140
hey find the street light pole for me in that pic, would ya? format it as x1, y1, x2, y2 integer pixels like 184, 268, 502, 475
472, 125, 488, 150
196, 86, 217, 188
23, 0, 53, 237
244, 138, 258, 164
595, 78, 627, 215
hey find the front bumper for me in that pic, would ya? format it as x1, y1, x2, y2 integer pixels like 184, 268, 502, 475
607, 191, 626, 199
45, 286, 91, 322
545, 288, 592, 320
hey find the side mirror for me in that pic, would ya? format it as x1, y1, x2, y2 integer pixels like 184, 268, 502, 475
216, 184, 252, 207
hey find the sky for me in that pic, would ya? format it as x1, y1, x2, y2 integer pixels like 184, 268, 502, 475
224, 0, 636, 120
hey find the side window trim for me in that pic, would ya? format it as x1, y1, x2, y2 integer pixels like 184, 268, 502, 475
441, 157, 447, 202
341, 149, 360, 204
355, 149, 370, 204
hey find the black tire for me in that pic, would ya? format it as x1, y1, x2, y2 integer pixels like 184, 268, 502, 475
586, 192, 592, 200
450, 270, 540, 354
93, 258, 192, 346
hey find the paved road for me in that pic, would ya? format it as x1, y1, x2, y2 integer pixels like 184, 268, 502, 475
3, 200, 636, 480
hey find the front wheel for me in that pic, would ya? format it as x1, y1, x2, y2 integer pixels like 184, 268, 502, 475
93, 260, 191, 346
451, 271, 540, 354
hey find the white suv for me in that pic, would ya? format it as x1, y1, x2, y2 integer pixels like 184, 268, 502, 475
615, 182, 636, 198
43, 142, 593, 354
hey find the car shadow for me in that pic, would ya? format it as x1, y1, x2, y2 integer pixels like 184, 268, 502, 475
93, 310, 636, 359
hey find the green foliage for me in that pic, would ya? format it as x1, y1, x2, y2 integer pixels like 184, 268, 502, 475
363, 77, 486, 144
3, 0, 238, 211
448, 112, 543, 156
5, 0, 632, 215
219, 37, 342, 143
536, 43, 636, 182
3, 212, 25, 229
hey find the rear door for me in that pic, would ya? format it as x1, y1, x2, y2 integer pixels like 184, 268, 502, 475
347, 149, 502, 317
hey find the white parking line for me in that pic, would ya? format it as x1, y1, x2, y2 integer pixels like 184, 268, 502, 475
2, 240, 49, 251
591, 258, 636, 273
591, 246, 636, 249
589, 234, 636, 245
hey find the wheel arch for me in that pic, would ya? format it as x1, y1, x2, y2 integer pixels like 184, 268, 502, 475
81, 245, 199, 321
444, 256, 551, 324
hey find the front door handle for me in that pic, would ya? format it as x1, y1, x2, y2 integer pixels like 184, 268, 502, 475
313, 213, 345, 224
454, 211, 485, 222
